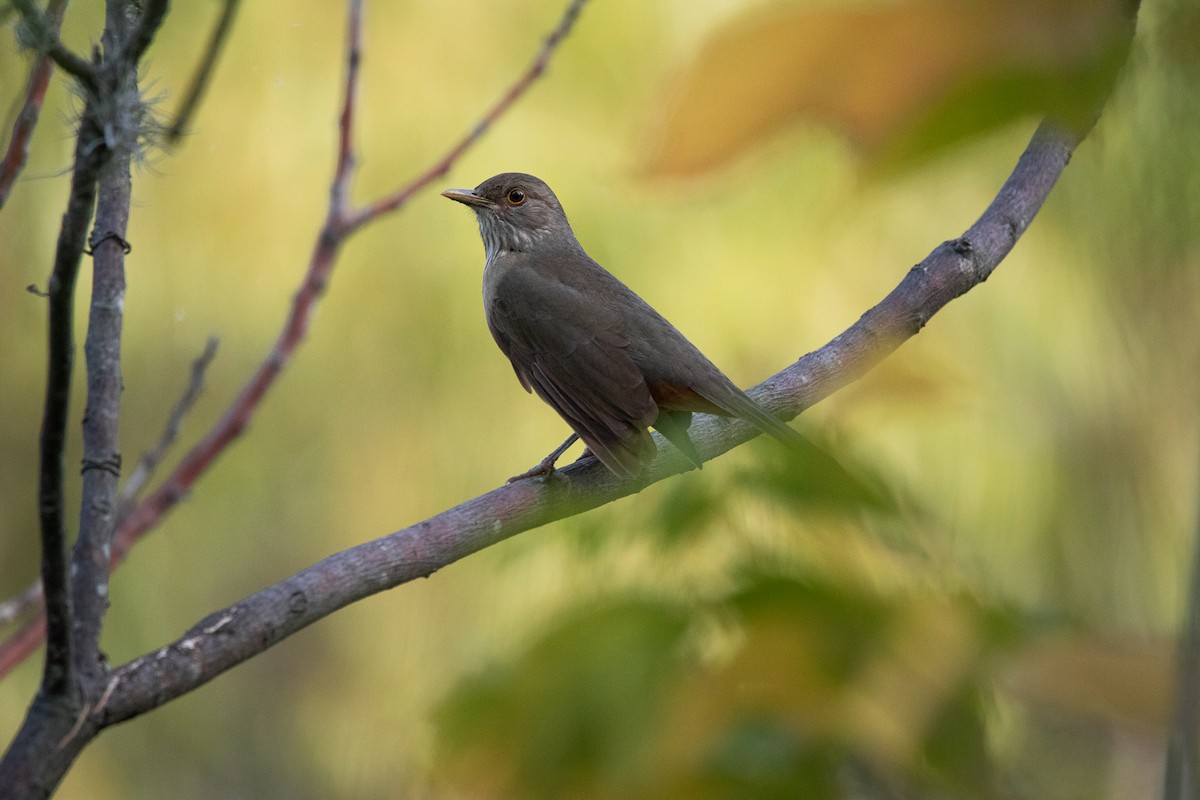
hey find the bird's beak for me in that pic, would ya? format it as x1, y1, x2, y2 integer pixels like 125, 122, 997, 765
441, 188, 492, 208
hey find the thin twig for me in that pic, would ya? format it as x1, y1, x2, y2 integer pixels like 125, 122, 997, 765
345, 0, 589, 232
165, 0, 241, 143
0, 338, 216, 650
118, 0, 170, 66
118, 337, 220, 514
11, 0, 98, 93
0, 0, 68, 210
329, 0, 364, 220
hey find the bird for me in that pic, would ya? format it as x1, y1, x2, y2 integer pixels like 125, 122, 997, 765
442, 172, 807, 480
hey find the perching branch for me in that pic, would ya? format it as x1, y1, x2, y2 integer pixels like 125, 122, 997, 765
96, 119, 1083, 726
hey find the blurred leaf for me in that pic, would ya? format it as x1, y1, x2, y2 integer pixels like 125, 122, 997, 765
734, 430, 896, 515
643, 0, 1132, 177
436, 598, 691, 800
696, 717, 841, 800
660, 572, 1012, 797
649, 471, 729, 548
435, 564, 1138, 799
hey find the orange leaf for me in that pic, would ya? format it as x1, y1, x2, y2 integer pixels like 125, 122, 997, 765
643, 0, 1131, 177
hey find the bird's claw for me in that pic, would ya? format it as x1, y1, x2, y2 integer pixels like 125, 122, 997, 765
506, 456, 562, 483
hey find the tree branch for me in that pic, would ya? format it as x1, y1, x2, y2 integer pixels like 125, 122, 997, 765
36, 105, 106, 700
11, 0, 98, 93
118, 338, 219, 514
0, 0, 589, 683
68, 135, 133, 694
164, 0, 241, 144
345, 0, 589, 231
0, 0, 68, 210
95, 120, 1083, 726
117, 0, 169, 65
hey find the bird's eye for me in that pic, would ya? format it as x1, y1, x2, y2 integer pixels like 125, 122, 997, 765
506, 188, 525, 206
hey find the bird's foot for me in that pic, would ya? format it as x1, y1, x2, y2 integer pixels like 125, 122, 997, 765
507, 433, 580, 483
506, 455, 563, 483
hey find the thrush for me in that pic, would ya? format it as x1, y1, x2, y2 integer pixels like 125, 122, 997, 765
443, 172, 806, 480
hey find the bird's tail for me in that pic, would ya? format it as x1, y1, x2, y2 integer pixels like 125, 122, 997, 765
701, 383, 808, 449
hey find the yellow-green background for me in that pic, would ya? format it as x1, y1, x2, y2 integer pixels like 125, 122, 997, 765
1, 0, 1197, 797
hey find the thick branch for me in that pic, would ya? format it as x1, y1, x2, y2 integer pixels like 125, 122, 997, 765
36, 107, 106, 699
98, 121, 1081, 725
69, 146, 132, 692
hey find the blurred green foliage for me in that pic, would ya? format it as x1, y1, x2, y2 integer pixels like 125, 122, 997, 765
1, 0, 1197, 798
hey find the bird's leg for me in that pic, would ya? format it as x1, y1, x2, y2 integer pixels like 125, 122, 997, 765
507, 433, 580, 483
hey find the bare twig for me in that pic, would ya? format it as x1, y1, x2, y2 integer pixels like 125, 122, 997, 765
11, 0, 98, 93
0, 0, 67, 209
346, 0, 589, 232
118, 0, 169, 65
119, 337, 220, 514
93, 121, 1085, 726
165, 0, 241, 144
0, 338, 216, 649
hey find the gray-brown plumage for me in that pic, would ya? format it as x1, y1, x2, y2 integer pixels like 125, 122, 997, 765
443, 172, 805, 479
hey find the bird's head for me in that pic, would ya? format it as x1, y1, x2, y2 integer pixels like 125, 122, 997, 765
442, 172, 575, 259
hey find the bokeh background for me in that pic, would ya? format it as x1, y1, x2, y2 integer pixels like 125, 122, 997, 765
1, 0, 1198, 797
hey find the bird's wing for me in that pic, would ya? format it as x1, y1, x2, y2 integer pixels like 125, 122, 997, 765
487, 267, 661, 477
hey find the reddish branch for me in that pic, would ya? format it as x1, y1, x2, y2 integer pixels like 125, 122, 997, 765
348, 0, 589, 229
0, 0, 592, 679
0, 0, 67, 209
114, 0, 590, 552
